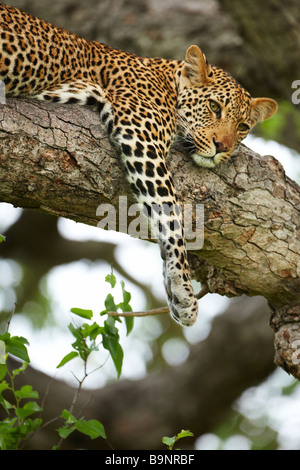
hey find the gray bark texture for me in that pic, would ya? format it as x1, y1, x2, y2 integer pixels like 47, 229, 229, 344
0, 97, 299, 379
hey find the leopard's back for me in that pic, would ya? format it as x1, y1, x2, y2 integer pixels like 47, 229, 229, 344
0, 3, 95, 96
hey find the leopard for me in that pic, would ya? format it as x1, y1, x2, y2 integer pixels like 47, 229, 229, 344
0, 3, 277, 326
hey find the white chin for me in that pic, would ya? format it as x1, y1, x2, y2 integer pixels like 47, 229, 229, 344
192, 153, 216, 168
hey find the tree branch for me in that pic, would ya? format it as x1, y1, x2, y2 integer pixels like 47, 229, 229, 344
0, 97, 299, 377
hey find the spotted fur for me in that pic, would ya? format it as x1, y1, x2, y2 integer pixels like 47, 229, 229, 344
0, 4, 277, 326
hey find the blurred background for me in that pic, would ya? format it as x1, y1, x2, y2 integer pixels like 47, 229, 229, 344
1, 0, 300, 450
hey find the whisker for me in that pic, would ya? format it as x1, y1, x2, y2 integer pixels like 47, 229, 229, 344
176, 111, 199, 156
176, 115, 195, 137
175, 135, 197, 155
176, 135, 195, 147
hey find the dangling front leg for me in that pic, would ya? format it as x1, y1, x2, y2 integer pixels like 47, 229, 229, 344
108, 97, 198, 326
156, 202, 199, 326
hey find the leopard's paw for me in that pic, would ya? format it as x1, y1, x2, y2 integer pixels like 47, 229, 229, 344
164, 267, 198, 327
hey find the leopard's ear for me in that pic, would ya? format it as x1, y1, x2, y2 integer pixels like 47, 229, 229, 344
182, 45, 212, 87
250, 98, 278, 126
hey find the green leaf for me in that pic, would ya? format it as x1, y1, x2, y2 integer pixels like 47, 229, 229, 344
58, 411, 106, 441
102, 333, 123, 378
0, 364, 7, 381
118, 302, 134, 335
15, 401, 42, 420
58, 425, 76, 439
118, 281, 134, 334
81, 322, 103, 340
15, 385, 39, 400
120, 280, 131, 305
23, 418, 43, 435
101, 317, 124, 375
0, 333, 9, 341
162, 429, 194, 449
124, 317, 134, 336
68, 323, 83, 342
71, 308, 93, 320
0, 381, 12, 414
177, 429, 194, 440
75, 419, 106, 440
104, 316, 118, 336
56, 351, 79, 369
88, 323, 104, 340
162, 435, 176, 449
61, 409, 77, 423
0, 419, 18, 449
0, 234, 5, 243
105, 273, 116, 288
0, 380, 9, 394
58, 410, 77, 438
104, 293, 117, 312
5, 336, 30, 363
0, 395, 13, 414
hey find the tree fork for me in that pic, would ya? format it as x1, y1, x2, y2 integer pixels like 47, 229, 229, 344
0, 97, 299, 377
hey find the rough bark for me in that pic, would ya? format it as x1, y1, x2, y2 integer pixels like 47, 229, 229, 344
0, 97, 299, 378
3, 296, 275, 450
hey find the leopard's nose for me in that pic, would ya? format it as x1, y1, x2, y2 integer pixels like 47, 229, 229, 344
213, 139, 229, 153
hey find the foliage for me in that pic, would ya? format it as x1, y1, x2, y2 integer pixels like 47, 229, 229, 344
162, 429, 194, 450
0, 271, 133, 449
0, 360, 42, 450
0, 266, 196, 450
57, 409, 106, 442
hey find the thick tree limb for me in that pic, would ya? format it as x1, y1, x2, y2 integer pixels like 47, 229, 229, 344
0, 97, 299, 377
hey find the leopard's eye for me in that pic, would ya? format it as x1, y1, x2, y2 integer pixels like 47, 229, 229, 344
238, 122, 250, 132
209, 100, 221, 113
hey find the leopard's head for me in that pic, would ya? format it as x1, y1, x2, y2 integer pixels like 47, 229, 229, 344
176, 45, 277, 168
